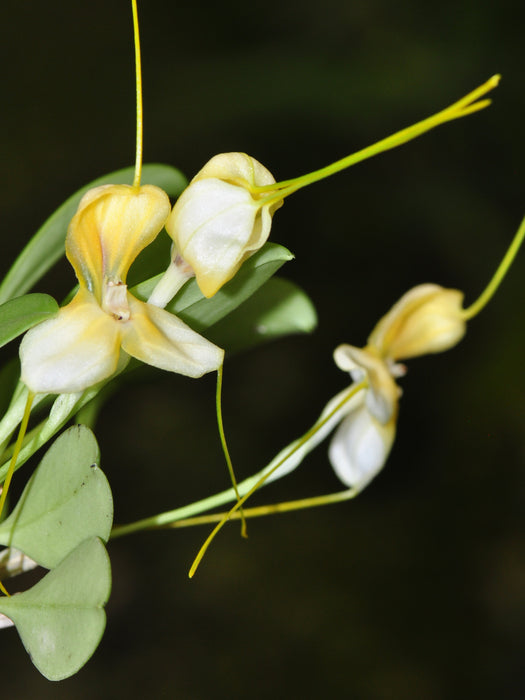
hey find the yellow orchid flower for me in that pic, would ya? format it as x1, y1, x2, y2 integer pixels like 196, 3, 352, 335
328, 284, 465, 489
20, 184, 224, 395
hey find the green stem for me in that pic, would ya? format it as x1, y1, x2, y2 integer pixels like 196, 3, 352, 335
216, 365, 247, 537
0, 392, 34, 520
462, 214, 525, 321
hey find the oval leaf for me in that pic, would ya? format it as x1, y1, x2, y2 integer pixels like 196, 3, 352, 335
0, 425, 113, 568
0, 293, 59, 349
0, 537, 111, 681
0, 164, 187, 304
208, 276, 317, 352
133, 241, 294, 333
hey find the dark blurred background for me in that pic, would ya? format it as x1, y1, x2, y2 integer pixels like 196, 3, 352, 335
1, 0, 525, 698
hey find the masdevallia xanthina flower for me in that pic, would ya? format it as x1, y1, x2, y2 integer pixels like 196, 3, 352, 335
20, 184, 224, 395
164, 152, 282, 300
328, 284, 466, 490
148, 75, 500, 305
185, 285, 467, 576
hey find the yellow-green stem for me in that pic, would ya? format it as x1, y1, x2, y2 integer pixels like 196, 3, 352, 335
0, 392, 34, 520
462, 214, 525, 321
161, 488, 357, 528
0, 390, 34, 597
216, 365, 247, 537
188, 379, 367, 577
254, 75, 499, 206
131, 0, 143, 189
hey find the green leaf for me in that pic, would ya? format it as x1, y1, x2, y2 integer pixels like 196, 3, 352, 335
208, 277, 317, 352
0, 426, 113, 568
0, 164, 187, 304
133, 242, 295, 333
0, 293, 58, 349
0, 537, 111, 681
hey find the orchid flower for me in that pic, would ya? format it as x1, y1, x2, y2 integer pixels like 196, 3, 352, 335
149, 75, 500, 305
328, 284, 466, 490
20, 184, 224, 395
153, 153, 283, 302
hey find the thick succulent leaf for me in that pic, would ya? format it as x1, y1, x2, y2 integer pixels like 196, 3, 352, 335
133, 242, 294, 333
0, 164, 187, 303
0, 426, 112, 568
0, 537, 111, 681
208, 277, 317, 352
0, 293, 58, 349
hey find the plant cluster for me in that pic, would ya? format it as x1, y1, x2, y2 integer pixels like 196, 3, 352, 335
0, 1, 522, 681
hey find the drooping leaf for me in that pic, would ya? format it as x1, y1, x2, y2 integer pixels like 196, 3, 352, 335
133, 241, 295, 333
0, 164, 187, 303
0, 293, 58, 349
208, 276, 317, 352
0, 537, 111, 681
0, 426, 112, 568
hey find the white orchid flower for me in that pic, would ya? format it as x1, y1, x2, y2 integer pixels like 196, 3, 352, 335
20, 184, 224, 395
152, 153, 283, 301
328, 284, 466, 490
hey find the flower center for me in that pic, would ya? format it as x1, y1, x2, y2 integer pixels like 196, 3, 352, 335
102, 280, 131, 321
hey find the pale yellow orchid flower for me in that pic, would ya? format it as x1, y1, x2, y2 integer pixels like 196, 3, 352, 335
164, 153, 282, 300
328, 284, 465, 490
20, 184, 224, 395
149, 76, 499, 304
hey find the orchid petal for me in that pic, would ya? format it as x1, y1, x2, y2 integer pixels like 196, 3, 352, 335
20, 288, 121, 394
165, 153, 282, 298
121, 297, 224, 378
166, 179, 264, 298
334, 344, 400, 424
66, 185, 171, 296
367, 284, 466, 360
191, 152, 277, 188
328, 404, 396, 491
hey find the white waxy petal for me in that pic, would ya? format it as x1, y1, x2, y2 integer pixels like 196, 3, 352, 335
333, 344, 400, 424
328, 404, 396, 491
121, 296, 224, 378
20, 288, 121, 394
166, 152, 282, 298
166, 179, 263, 298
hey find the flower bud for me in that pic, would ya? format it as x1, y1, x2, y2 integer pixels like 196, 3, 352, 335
165, 153, 282, 298
367, 284, 466, 361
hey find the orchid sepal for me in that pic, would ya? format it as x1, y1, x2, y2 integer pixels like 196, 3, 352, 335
164, 153, 282, 299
